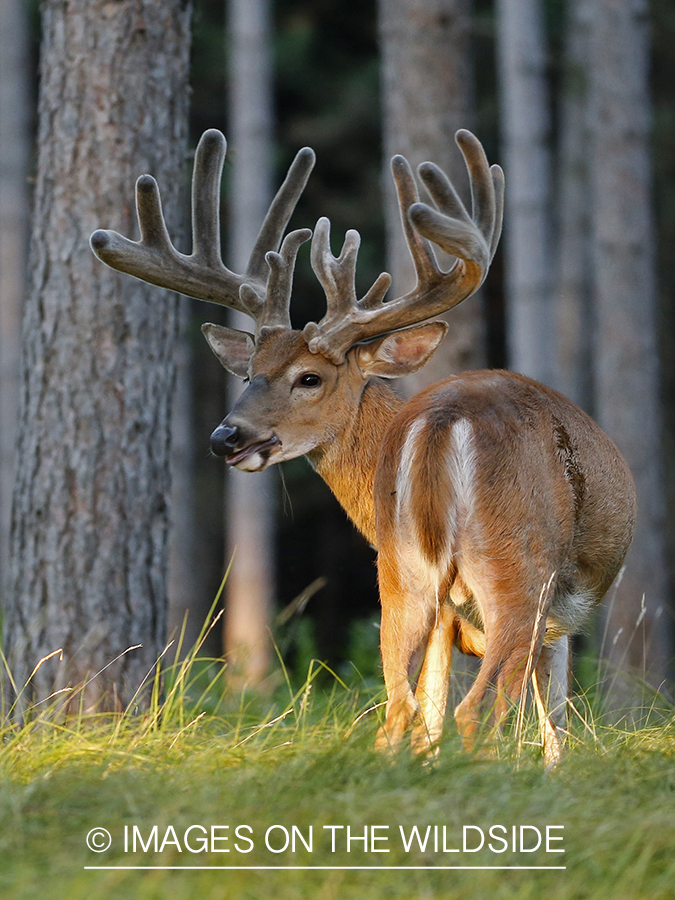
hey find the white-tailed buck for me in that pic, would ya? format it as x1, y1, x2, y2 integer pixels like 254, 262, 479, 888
91, 129, 636, 766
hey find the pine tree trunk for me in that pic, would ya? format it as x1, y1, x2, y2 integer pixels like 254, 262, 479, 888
495, 0, 555, 385
378, 0, 484, 392
225, 0, 276, 684
554, 0, 593, 410
0, 0, 30, 613
588, 0, 671, 686
3, 0, 192, 714
167, 301, 199, 656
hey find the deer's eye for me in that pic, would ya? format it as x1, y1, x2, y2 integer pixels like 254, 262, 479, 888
297, 373, 322, 388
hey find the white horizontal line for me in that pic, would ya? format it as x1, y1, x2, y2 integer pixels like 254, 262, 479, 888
85, 865, 566, 871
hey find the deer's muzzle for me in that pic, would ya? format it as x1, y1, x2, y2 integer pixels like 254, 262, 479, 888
210, 422, 281, 470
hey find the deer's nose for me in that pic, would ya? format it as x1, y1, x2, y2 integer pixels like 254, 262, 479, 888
210, 423, 240, 457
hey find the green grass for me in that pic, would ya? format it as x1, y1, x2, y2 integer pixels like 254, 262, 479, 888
1, 635, 674, 900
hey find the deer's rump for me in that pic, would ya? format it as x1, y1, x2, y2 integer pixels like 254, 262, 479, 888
373, 368, 637, 645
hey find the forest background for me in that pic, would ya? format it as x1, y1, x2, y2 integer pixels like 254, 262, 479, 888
0, 0, 674, 711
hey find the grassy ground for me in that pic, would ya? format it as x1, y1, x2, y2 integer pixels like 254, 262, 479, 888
1, 648, 674, 900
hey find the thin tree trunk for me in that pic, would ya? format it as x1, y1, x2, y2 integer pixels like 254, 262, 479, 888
554, 0, 593, 410
0, 0, 30, 611
167, 301, 199, 657
225, 0, 276, 684
4, 0, 192, 714
378, 0, 484, 393
495, 0, 555, 385
588, 0, 671, 687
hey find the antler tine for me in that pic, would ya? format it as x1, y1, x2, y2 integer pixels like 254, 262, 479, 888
91, 130, 254, 315
457, 128, 505, 263
488, 165, 505, 261
247, 147, 316, 282
191, 129, 227, 268
303, 218, 391, 361
389, 154, 441, 290
411, 129, 504, 274
245, 227, 313, 338
310, 218, 360, 313
91, 130, 316, 327
302, 129, 503, 363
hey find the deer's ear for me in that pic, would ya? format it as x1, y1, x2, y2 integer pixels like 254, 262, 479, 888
201, 323, 255, 379
353, 320, 448, 379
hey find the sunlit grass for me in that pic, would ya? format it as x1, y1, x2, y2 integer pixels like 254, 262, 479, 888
0, 604, 673, 900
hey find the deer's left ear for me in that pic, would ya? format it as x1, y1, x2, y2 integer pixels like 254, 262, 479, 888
201, 323, 255, 379
353, 320, 448, 379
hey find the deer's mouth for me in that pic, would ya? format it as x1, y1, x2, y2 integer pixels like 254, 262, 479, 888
225, 434, 281, 470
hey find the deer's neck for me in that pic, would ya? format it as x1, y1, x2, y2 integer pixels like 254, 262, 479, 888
309, 379, 404, 547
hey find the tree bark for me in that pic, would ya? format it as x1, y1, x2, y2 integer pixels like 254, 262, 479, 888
378, 0, 484, 393
495, 0, 555, 386
554, 0, 593, 411
224, 0, 276, 684
166, 301, 199, 657
0, 0, 30, 615
4, 0, 192, 714
588, 0, 671, 686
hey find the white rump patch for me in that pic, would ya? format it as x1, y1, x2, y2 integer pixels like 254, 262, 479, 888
395, 417, 426, 527
394, 416, 441, 597
393, 416, 479, 601
446, 418, 476, 550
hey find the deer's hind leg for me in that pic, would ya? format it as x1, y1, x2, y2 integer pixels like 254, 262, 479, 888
374, 554, 445, 754
532, 636, 570, 768
454, 570, 553, 752
411, 602, 456, 756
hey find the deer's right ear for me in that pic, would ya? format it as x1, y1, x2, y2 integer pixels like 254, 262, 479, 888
201, 323, 255, 379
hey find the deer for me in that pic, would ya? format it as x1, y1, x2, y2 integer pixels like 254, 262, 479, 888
90, 128, 636, 767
